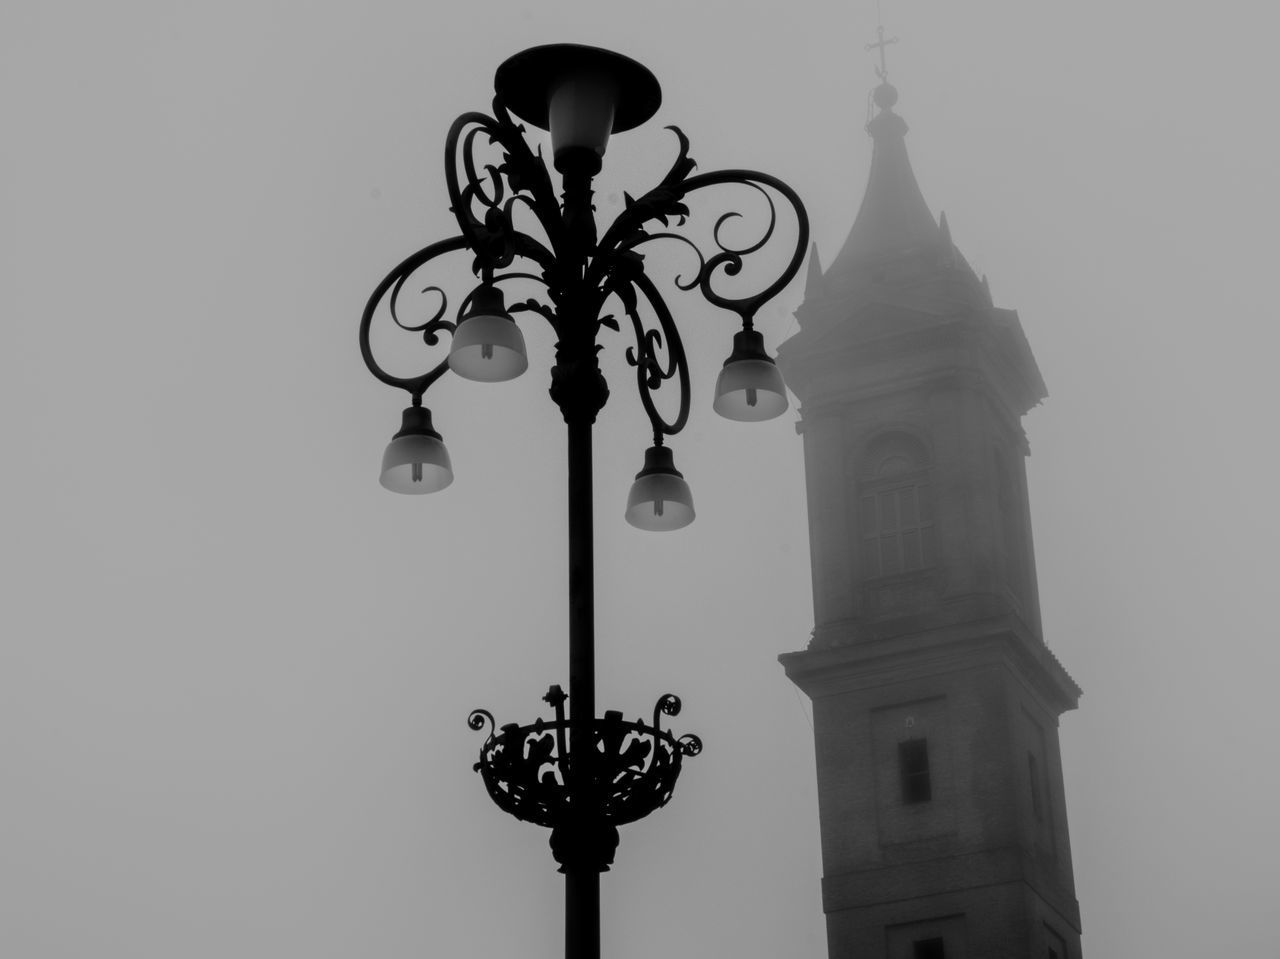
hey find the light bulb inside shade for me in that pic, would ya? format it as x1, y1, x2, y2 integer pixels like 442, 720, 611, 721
713, 359, 788, 421
625, 446, 694, 531
449, 315, 528, 382
448, 286, 528, 382
712, 329, 788, 422
548, 72, 618, 170
379, 408, 453, 494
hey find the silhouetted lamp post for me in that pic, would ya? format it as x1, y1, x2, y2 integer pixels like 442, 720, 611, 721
358, 44, 807, 959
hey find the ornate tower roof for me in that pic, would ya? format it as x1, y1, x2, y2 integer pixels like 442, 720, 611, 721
783, 77, 1046, 419
827, 82, 939, 272
794, 80, 1000, 335
776, 40, 1082, 959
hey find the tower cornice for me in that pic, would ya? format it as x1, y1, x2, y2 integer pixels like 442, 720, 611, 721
779, 614, 1082, 718
780, 307, 1048, 426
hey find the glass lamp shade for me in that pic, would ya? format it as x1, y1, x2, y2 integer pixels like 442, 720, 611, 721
379, 407, 453, 494
625, 445, 695, 531
493, 45, 662, 174
712, 330, 789, 422
548, 73, 617, 169
447, 286, 528, 383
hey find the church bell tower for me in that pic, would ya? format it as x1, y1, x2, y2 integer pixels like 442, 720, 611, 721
777, 69, 1084, 959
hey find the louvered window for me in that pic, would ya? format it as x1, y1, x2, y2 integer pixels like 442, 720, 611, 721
858, 433, 935, 580
860, 479, 935, 577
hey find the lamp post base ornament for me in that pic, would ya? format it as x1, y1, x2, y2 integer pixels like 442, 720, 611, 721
469, 686, 702, 872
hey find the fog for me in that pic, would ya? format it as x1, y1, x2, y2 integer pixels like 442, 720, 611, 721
4, 2, 1277, 957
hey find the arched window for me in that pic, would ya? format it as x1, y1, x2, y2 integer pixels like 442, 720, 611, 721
858, 432, 936, 578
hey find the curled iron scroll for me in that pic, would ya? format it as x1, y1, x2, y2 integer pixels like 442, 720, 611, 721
360, 238, 556, 401
444, 108, 560, 274
613, 268, 691, 442
363, 111, 808, 441
467, 708, 496, 736
592, 126, 808, 329
359, 235, 470, 398
675, 168, 809, 324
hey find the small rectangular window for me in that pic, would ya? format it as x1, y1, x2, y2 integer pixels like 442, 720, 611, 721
899, 738, 932, 803
913, 938, 946, 959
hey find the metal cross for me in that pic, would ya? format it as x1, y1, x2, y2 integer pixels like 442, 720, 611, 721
865, 23, 898, 80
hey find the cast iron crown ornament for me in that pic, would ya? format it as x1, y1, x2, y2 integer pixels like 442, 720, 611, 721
468, 686, 703, 873
359, 44, 809, 521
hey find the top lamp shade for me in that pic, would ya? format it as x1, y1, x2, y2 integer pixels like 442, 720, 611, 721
494, 45, 661, 170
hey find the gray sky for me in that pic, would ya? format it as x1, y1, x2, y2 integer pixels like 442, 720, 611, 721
4, 2, 1278, 957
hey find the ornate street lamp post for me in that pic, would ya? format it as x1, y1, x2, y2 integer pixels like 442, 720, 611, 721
358, 44, 807, 959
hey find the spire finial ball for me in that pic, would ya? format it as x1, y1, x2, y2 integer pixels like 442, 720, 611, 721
873, 82, 899, 111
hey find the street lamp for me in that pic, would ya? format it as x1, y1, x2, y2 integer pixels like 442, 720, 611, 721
358, 44, 807, 959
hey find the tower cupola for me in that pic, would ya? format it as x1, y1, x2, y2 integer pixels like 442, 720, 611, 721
777, 34, 1083, 959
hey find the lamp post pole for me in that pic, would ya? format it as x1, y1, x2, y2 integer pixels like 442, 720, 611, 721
358, 44, 807, 959
559, 169, 606, 955
565, 411, 597, 959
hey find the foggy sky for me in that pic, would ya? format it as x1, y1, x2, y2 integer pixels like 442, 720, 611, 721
4, 2, 1278, 957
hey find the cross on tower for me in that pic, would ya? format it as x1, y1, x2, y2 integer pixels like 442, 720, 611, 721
865, 23, 898, 80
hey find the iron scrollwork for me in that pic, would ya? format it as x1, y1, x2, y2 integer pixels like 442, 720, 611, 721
359, 99, 809, 433
361, 69, 804, 880
468, 687, 701, 869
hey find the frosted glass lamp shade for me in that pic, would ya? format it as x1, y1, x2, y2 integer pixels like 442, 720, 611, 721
448, 286, 528, 383
379, 407, 453, 494
625, 445, 694, 531
712, 330, 789, 422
